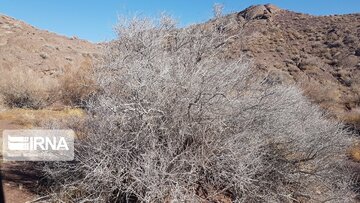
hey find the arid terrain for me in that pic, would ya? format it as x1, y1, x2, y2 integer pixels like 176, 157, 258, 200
2, 4, 360, 126
206, 4, 360, 129
0, 14, 97, 202
0, 15, 100, 77
1, 4, 360, 203
0, 14, 102, 110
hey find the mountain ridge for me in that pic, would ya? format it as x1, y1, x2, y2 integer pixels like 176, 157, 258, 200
203, 4, 360, 127
0, 13, 101, 78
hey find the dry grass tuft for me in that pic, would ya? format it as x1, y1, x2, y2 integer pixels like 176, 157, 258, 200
342, 109, 360, 125
0, 108, 85, 127
59, 60, 98, 107
349, 143, 360, 162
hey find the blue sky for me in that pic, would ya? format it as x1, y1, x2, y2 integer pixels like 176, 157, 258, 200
0, 0, 359, 42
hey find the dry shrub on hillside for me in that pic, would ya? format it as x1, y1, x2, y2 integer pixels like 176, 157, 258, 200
0, 68, 58, 109
0, 66, 97, 109
36, 16, 355, 202
59, 66, 97, 107
0, 94, 5, 111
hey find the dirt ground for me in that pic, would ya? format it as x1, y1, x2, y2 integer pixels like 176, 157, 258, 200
0, 108, 85, 203
0, 120, 37, 203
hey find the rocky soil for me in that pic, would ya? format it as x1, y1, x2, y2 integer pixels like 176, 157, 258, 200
205, 4, 360, 128
0, 14, 101, 78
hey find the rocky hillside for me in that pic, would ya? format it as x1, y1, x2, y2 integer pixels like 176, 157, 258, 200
1, 6, 360, 127
0, 14, 100, 77
206, 4, 360, 128
0, 14, 102, 108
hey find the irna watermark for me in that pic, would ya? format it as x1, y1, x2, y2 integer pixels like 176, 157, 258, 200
2, 130, 74, 161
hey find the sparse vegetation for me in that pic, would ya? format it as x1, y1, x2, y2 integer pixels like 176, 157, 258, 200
0, 66, 97, 109
0, 68, 58, 109
34, 16, 355, 202
59, 66, 97, 107
0, 14, 99, 111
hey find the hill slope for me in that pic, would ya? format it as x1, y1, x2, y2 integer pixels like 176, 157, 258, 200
207, 4, 360, 127
0, 14, 102, 107
0, 14, 100, 77
1, 6, 360, 127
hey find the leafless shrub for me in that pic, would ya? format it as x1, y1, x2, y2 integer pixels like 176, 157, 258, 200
213, 3, 224, 19
36, 16, 355, 202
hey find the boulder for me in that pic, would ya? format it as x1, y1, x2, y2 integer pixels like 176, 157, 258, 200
265, 4, 281, 13
241, 4, 281, 20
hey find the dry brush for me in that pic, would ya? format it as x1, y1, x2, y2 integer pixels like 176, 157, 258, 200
35, 16, 356, 202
